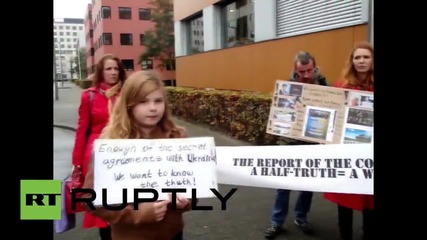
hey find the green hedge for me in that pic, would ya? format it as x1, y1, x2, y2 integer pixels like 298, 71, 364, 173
166, 87, 296, 145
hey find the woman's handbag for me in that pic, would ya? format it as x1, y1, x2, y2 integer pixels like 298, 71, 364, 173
65, 166, 86, 214
54, 178, 76, 233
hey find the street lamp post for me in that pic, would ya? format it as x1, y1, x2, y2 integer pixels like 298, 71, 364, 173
77, 47, 82, 80
55, 42, 64, 87
59, 44, 64, 86
53, 44, 59, 100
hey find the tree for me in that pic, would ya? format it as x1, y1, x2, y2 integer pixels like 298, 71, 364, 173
73, 48, 87, 79
139, 0, 175, 71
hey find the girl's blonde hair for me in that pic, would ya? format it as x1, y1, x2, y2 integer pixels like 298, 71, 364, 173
100, 70, 185, 139
341, 41, 374, 90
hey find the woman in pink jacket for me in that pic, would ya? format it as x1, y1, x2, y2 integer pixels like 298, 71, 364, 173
71, 54, 127, 239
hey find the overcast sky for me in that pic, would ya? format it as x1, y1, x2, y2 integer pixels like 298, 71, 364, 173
54, 0, 91, 19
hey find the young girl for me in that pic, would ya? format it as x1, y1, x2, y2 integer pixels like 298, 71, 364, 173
82, 70, 191, 240
324, 42, 374, 240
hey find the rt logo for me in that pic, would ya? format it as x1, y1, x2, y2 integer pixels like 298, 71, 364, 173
20, 180, 62, 220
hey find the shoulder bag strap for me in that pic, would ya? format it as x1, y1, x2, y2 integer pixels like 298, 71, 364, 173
86, 90, 94, 139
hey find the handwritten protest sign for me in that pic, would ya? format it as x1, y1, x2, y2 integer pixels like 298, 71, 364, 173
216, 143, 373, 195
268, 80, 374, 144
92, 137, 218, 206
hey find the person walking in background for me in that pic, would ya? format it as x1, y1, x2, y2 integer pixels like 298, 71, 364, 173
71, 54, 127, 240
324, 41, 374, 240
81, 70, 191, 240
265, 51, 328, 239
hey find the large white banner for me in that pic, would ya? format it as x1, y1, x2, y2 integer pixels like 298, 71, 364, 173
216, 143, 373, 195
92, 137, 218, 206
91, 137, 373, 206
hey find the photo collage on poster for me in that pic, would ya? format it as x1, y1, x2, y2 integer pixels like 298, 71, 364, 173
268, 82, 303, 136
341, 92, 374, 144
267, 80, 374, 144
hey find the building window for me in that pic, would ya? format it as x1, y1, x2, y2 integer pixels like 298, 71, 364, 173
98, 36, 102, 48
122, 59, 134, 71
103, 33, 113, 45
165, 59, 175, 71
102, 6, 111, 18
119, 7, 132, 19
139, 8, 151, 20
222, 0, 254, 48
187, 14, 204, 54
141, 59, 153, 70
276, 0, 366, 38
139, 34, 145, 45
120, 33, 133, 45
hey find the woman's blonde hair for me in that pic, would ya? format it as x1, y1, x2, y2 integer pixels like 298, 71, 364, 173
341, 41, 374, 90
100, 70, 185, 139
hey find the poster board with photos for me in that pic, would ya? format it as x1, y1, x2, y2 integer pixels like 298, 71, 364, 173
266, 80, 374, 144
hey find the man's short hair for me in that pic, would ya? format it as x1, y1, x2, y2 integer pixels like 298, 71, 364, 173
294, 51, 316, 67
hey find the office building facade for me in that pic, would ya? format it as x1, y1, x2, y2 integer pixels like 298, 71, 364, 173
84, 0, 175, 83
54, 18, 85, 80
174, 0, 374, 93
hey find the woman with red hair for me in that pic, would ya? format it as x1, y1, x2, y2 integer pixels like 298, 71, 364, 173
72, 54, 127, 240
324, 42, 374, 240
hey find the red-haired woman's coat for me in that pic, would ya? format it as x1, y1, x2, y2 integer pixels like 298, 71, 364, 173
323, 80, 374, 211
72, 83, 116, 228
